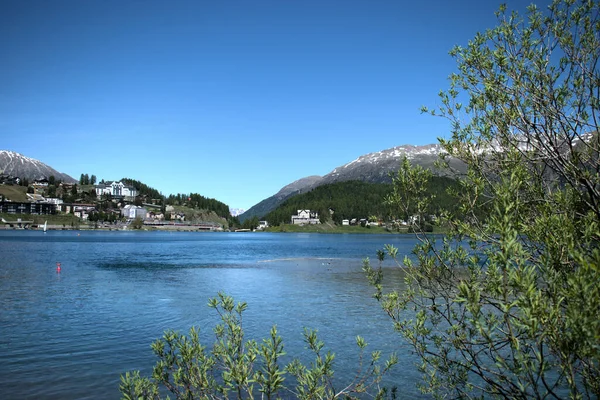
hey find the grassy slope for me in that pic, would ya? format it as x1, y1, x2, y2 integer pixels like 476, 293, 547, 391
0, 212, 81, 226
170, 205, 229, 227
0, 185, 28, 202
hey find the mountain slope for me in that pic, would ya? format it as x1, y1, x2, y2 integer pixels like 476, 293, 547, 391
242, 143, 461, 220
0, 150, 77, 183
239, 175, 322, 222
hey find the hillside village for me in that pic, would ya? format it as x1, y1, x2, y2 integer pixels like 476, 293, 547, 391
0, 173, 419, 233
0, 174, 227, 231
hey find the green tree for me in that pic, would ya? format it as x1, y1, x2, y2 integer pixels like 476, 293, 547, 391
131, 217, 143, 230
365, 2, 600, 398
318, 207, 330, 224
90, 174, 97, 185
120, 293, 397, 400
228, 215, 241, 230
48, 175, 55, 186
242, 216, 259, 230
46, 185, 56, 198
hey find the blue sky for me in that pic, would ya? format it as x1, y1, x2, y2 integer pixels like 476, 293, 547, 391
1, 0, 532, 210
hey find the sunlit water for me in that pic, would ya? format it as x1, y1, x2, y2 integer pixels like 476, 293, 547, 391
0, 231, 426, 399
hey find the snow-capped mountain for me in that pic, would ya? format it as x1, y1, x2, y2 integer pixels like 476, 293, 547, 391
320, 144, 455, 185
0, 150, 77, 183
229, 208, 246, 217
240, 143, 462, 221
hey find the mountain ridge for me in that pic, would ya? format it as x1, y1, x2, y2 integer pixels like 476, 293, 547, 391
0, 150, 77, 183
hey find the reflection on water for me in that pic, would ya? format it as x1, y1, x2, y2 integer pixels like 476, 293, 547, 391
0, 231, 425, 399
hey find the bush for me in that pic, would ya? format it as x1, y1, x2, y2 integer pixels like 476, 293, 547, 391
120, 293, 398, 400
365, 1, 600, 398
131, 217, 143, 230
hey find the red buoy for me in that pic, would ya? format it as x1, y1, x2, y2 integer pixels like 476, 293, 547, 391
56, 262, 61, 273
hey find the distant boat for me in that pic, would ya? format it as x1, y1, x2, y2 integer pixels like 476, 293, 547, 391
43, 221, 47, 233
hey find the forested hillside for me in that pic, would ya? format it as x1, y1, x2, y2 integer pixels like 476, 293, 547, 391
121, 178, 231, 218
165, 193, 230, 218
263, 177, 458, 226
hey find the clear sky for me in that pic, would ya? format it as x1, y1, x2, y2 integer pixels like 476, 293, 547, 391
1, 0, 535, 210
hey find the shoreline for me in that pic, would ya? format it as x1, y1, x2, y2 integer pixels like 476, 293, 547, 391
0, 225, 423, 234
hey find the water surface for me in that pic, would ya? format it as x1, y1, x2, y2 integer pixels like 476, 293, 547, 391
0, 231, 424, 399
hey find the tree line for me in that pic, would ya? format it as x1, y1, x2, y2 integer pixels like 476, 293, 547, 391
79, 173, 97, 185
164, 193, 230, 218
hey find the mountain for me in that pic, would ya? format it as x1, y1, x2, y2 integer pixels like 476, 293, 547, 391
0, 150, 77, 183
239, 175, 323, 222
229, 208, 246, 217
319, 144, 464, 185
240, 143, 462, 221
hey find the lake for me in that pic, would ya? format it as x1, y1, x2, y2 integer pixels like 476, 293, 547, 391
0, 230, 425, 399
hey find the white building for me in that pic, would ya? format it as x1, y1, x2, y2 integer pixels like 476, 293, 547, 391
95, 181, 137, 199
291, 210, 320, 225
257, 220, 269, 230
44, 197, 64, 206
121, 205, 147, 219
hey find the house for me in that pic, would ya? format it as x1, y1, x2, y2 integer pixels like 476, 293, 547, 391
291, 210, 320, 225
173, 212, 185, 221
59, 202, 95, 214
0, 174, 20, 185
73, 205, 96, 220
146, 211, 164, 221
164, 205, 185, 221
257, 220, 269, 230
95, 181, 138, 200
342, 219, 350, 226
121, 205, 147, 220
32, 178, 49, 187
